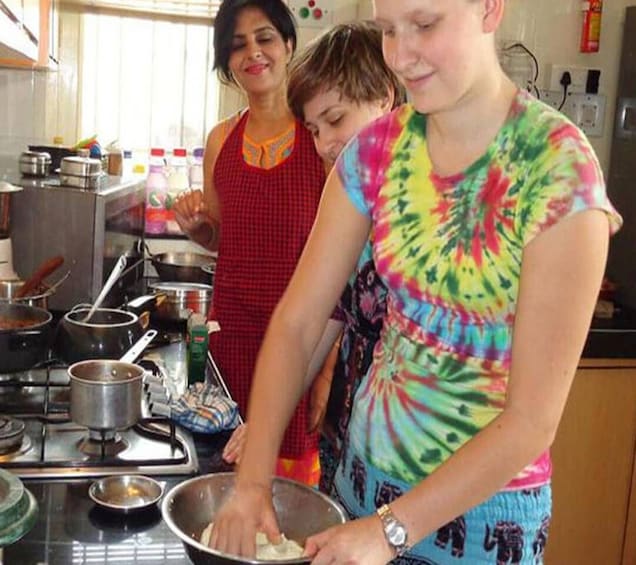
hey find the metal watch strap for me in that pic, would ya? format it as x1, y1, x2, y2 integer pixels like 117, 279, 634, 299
377, 503, 410, 557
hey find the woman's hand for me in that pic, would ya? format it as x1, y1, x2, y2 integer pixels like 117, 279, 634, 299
307, 340, 338, 433
307, 372, 331, 434
223, 423, 247, 464
208, 481, 281, 558
173, 189, 215, 238
304, 516, 394, 565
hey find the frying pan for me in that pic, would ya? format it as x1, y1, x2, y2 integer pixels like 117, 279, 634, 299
146, 245, 216, 284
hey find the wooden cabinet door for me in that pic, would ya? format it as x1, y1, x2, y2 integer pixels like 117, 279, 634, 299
546, 363, 636, 565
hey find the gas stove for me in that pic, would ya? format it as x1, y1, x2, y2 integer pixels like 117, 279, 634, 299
0, 359, 199, 479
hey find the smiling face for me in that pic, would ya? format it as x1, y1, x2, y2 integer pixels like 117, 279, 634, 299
303, 88, 391, 166
374, 0, 501, 114
228, 6, 292, 95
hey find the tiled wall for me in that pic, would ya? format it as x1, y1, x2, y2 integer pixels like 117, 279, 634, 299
1, 1, 630, 174
358, 0, 631, 176
0, 8, 80, 166
499, 0, 628, 174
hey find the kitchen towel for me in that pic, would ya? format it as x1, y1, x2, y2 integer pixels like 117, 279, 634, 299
170, 382, 240, 434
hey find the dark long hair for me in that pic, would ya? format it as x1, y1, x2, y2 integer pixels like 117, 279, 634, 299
213, 0, 297, 85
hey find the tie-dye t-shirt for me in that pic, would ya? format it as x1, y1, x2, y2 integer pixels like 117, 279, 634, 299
336, 89, 622, 490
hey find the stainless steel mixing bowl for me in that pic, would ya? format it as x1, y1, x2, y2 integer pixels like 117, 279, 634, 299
161, 473, 347, 564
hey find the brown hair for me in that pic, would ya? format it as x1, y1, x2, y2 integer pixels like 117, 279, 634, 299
287, 21, 405, 121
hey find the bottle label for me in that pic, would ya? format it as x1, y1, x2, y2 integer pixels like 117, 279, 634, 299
147, 190, 165, 209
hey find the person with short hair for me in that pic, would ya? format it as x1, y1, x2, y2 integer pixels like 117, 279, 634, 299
222, 21, 406, 494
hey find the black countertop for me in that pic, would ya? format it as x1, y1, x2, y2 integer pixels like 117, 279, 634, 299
1, 336, 236, 565
2, 431, 234, 565
583, 305, 636, 358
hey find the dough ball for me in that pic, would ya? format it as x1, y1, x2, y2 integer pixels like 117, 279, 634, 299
199, 522, 304, 561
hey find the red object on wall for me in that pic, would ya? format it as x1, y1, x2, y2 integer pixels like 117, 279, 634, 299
580, 0, 603, 53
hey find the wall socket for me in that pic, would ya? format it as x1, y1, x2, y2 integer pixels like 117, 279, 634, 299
549, 65, 589, 94
539, 90, 606, 137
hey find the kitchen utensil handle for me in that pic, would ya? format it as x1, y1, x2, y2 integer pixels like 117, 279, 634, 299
15, 255, 65, 298
119, 329, 158, 364
82, 255, 127, 322
206, 350, 244, 425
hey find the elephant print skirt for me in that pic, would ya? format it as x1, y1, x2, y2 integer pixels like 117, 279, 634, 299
332, 448, 552, 564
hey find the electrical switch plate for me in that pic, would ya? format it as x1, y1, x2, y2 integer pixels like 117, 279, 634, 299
288, 0, 356, 29
538, 90, 606, 137
549, 65, 589, 94
571, 93, 606, 137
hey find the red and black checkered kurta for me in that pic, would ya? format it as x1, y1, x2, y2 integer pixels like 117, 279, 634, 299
209, 111, 325, 458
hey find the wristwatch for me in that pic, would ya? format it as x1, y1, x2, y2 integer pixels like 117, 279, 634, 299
377, 504, 410, 557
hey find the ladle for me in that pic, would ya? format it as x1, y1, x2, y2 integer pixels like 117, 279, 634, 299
15, 255, 64, 298
82, 255, 127, 323
119, 329, 158, 364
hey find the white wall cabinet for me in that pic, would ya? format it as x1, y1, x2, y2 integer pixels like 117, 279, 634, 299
0, 0, 56, 68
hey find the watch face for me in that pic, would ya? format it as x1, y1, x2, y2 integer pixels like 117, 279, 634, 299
387, 522, 407, 546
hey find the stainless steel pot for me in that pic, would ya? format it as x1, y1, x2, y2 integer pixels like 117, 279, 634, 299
69, 359, 144, 430
54, 307, 148, 364
148, 282, 212, 321
19, 151, 51, 177
60, 156, 102, 176
0, 280, 54, 309
59, 173, 104, 190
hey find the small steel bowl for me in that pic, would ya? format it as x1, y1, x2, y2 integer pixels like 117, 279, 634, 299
89, 475, 164, 514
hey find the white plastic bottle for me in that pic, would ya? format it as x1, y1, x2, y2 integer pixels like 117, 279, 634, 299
189, 146, 204, 190
166, 147, 189, 234
145, 147, 168, 234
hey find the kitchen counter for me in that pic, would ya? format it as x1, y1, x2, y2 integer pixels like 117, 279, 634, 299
3, 304, 636, 563
1, 436, 233, 565
583, 305, 636, 358
1, 336, 235, 565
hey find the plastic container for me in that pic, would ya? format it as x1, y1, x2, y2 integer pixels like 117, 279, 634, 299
165, 148, 189, 235
145, 148, 168, 235
189, 147, 204, 190
105, 140, 123, 176
187, 313, 208, 384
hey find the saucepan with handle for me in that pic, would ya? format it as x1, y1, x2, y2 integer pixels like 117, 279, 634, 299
69, 330, 157, 431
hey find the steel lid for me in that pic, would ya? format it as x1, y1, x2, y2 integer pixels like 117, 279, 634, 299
19, 150, 51, 164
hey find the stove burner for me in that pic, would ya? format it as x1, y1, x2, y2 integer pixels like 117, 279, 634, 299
0, 416, 26, 454
0, 434, 32, 459
77, 432, 129, 457
0, 417, 11, 433
88, 429, 118, 442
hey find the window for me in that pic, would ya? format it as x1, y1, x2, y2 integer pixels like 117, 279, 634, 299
78, 10, 219, 152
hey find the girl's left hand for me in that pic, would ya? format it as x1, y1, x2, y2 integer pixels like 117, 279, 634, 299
304, 516, 394, 565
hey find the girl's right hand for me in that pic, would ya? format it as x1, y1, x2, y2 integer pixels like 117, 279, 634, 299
173, 189, 214, 235
207, 481, 281, 558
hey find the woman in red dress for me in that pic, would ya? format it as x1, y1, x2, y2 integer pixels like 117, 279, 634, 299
173, 0, 326, 486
